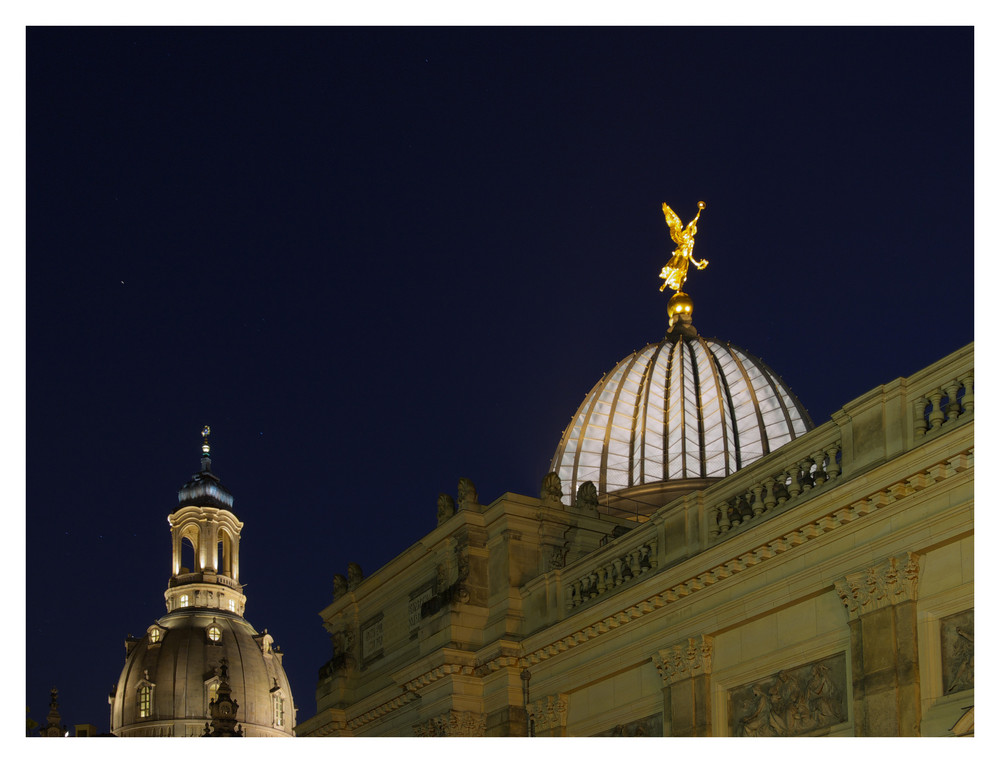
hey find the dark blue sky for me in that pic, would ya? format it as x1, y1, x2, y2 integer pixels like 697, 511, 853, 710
25, 26, 973, 733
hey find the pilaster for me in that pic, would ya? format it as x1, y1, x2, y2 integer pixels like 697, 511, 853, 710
835, 552, 921, 736
652, 635, 713, 736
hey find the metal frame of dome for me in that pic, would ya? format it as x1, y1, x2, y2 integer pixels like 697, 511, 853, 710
551, 334, 813, 515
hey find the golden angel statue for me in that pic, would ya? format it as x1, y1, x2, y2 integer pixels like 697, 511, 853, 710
658, 201, 708, 293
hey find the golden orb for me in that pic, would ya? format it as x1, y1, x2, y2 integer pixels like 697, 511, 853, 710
667, 291, 694, 318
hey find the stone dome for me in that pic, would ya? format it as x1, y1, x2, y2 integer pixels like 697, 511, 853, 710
551, 330, 812, 516
110, 609, 295, 737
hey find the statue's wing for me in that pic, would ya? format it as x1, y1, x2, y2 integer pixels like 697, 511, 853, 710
662, 204, 685, 245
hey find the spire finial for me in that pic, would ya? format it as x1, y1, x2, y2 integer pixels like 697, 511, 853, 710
201, 425, 212, 471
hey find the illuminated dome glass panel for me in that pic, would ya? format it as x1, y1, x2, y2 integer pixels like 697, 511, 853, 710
551, 335, 812, 501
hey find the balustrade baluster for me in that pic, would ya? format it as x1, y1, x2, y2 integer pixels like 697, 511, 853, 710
944, 381, 961, 422
630, 549, 642, 576
799, 458, 815, 492
596, 566, 607, 594
763, 477, 777, 511
825, 444, 841, 480
812, 450, 827, 486
913, 397, 929, 437
612, 559, 623, 587
786, 465, 801, 499
960, 374, 974, 416
928, 390, 945, 430
716, 501, 730, 534
750, 484, 765, 518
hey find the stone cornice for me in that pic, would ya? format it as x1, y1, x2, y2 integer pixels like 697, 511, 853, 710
652, 636, 714, 685
345, 690, 420, 732
519, 448, 972, 669
834, 552, 921, 620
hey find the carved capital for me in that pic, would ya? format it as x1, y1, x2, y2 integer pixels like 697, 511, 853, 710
652, 635, 714, 685
834, 552, 920, 620
528, 693, 569, 734
412, 710, 486, 737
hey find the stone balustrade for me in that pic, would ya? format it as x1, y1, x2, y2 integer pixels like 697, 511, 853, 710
566, 537, 658, 611
913, 369, 973, 438
707, 440, 842, 541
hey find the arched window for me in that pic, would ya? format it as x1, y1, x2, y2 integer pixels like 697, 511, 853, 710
207, 624, 222, 643
137, 685, 152, 718
180, 531, 198, 574
228, 599, 235, 612
205, 678, 220, 713
148, 627, 161, 644
180, 594, 189, 608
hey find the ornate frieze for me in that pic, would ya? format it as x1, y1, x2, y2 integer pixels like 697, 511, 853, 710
652, 635, 714, 685
834, 553, 920, 620
729, 653, 848, 737
941, 609, 974, 695
413, 710, 486, 737
527, 693, 568, 735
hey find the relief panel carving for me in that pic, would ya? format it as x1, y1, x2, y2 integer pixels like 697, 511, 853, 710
728, 653, 848, 737
941, 609, 974, 695
593, 713, 662, 737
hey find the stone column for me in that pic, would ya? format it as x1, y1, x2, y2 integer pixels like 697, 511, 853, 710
652, 635, 714, 736
834, 552, 921, 736
527, 694, 569, 737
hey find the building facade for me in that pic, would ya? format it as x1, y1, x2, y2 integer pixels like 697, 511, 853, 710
108, 432, 297, 737
297, 316, 973, 736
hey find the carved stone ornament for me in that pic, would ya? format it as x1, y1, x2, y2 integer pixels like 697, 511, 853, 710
528, 694, 569, 734
412, 710, 486, 737
435, 538, 471, 602
347, 562, 364, 590
540, 472, 563, 503
593, 713, 663, 737
546, 544, 566, 570
729, 653, 847, 737
457, 478, 478, 511
575, 480, 599, 511
652, 635, 714, 685
437, 493, 456, 525
834, 552, 920, 620
332, 574, 348, 600
941, 609, 974, 695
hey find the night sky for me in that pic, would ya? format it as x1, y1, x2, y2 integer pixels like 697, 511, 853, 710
25, 26, 973, 735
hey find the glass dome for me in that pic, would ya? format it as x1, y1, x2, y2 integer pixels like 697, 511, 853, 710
551, 333, 812, 512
